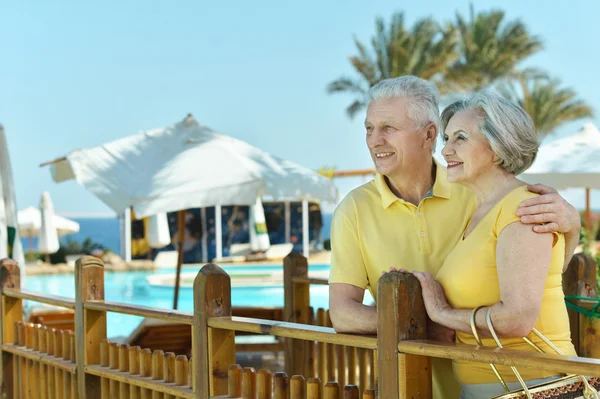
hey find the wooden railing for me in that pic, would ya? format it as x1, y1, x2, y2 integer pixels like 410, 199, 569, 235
2, 255, 600, 398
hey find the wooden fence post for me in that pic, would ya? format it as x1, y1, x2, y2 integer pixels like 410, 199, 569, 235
193, 263, 235, 398
563, 253, 598, 357
0, 258, 21, 397
283, 252, 310, 377
75, 256, 107, 399
376, 272, 430, 398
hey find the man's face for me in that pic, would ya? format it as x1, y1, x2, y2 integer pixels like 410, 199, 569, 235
365, 97, 434, 177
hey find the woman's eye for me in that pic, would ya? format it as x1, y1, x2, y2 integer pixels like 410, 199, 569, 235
442, 135, 449, 142
457, 134, 467, 141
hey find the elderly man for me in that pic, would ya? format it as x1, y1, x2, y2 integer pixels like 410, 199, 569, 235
328, 76, 581, 399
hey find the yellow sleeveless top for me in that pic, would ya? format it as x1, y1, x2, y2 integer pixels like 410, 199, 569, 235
436, 186, 576, 385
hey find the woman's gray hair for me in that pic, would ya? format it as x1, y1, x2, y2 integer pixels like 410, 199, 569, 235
440, 91, 539, 175
369, 76, 440, 139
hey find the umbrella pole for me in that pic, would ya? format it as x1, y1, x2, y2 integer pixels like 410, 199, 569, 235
586, 187, 592, 232
173, 210, 186, 310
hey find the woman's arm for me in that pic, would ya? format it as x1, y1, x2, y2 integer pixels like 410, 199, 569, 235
414, 221, 554, 338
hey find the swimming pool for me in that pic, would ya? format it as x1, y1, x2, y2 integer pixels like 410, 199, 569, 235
24, 264, 344, 339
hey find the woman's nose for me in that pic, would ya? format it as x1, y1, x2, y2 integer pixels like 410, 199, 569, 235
441, 141, 454, 156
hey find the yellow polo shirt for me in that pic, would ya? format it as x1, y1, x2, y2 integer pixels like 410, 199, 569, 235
329, 163, 476, 399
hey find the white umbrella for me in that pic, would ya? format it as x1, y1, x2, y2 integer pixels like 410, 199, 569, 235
147, 212, 171, 249
0, 125, 26, 279
42, 114, 338, 218
520, 123, 600, 229
38, 192, 60, 261
18, 206, 80, 237
249, 197, 270, 252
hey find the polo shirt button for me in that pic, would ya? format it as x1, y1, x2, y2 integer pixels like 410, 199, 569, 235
417, 212, 422, 216
421, 232, 426, 236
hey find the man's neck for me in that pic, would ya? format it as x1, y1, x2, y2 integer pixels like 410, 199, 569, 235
385, 159, 436, 206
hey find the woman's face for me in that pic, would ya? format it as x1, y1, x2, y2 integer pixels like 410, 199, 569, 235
441, 109, 496, 184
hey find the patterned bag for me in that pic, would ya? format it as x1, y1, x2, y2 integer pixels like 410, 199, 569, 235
468, 307, 600, 399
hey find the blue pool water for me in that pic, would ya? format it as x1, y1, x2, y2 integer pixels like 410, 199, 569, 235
24, 264, 333, 339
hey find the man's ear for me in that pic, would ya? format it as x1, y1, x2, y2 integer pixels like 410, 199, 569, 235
424, 122, 438, 150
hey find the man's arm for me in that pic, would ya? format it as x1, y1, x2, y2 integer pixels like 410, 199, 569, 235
519, 184, 581, 269
329, 283, 377, 334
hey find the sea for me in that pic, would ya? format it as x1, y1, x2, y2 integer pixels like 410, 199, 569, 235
21, 214, 334, 254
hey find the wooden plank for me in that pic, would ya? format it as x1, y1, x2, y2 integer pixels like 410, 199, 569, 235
174, 355, 188, 387
336, 343, 347, 390
85, 365, 194, 399
2, 288, 75, 309
376, 272, 430, 399
193, 264, 235, 398
130, 346, 142, 399
362, 388, 375, 399
120, 344, 131, 399
139, 348, 152, 399
46, 327, 55, 399
163, 352, 175, 399
344, 385, 359, 399
273, 372, 288, 399
54, 330, 64, 399
13, 322, 21, 399
207, 317, 377, 349
75, 256, 107, 399
316, 308, 327, 383
368, 350, 375, 390
227, 364, 242, 397
291, 277, 329, 285
283, 252, 310, 377
256, 369, 271, 399
84, 301, 192, 325
397, 339, 600, 377
325, 311, 336, 382
109, 342, 120, 398
357, 348, 368, 396
290, 375, 305, 399
323, 382, 339, 399
307, 377, 321, 399
39, 326, 48, 399
100, 340, 110, 399
0, 258, 21, 398
242, 367, 256, 399
151, 350, 164, 399
347, 346, 357, 386
563, 252, 596, 356
32, 327, 40, 399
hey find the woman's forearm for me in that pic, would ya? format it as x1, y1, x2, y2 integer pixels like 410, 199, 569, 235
436, 303, 537, 339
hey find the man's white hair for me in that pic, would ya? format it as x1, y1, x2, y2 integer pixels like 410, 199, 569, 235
369, 76, 441, 151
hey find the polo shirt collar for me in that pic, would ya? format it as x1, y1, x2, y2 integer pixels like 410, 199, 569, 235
375, 158, 452, 209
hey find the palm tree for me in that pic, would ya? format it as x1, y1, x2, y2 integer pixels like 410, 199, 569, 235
327, 13, 458, 119
446, 5, 543, 92
498, 75, 593, 137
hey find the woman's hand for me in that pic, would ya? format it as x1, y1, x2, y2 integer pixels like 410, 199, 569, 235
412, 271, 452, 324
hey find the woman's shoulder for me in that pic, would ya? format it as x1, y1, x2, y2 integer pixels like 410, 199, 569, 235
498, 185, 537, 212
493, 186, 537, 233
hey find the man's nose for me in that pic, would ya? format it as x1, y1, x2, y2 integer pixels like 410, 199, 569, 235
367, 129, 385, 148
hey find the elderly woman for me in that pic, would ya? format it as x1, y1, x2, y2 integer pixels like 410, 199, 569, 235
412, 91, 576, 399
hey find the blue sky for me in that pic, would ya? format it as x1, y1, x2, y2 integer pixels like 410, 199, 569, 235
1, 0, 598, 216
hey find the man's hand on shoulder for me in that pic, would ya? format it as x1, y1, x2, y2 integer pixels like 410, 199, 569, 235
518, 184, 581, 234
